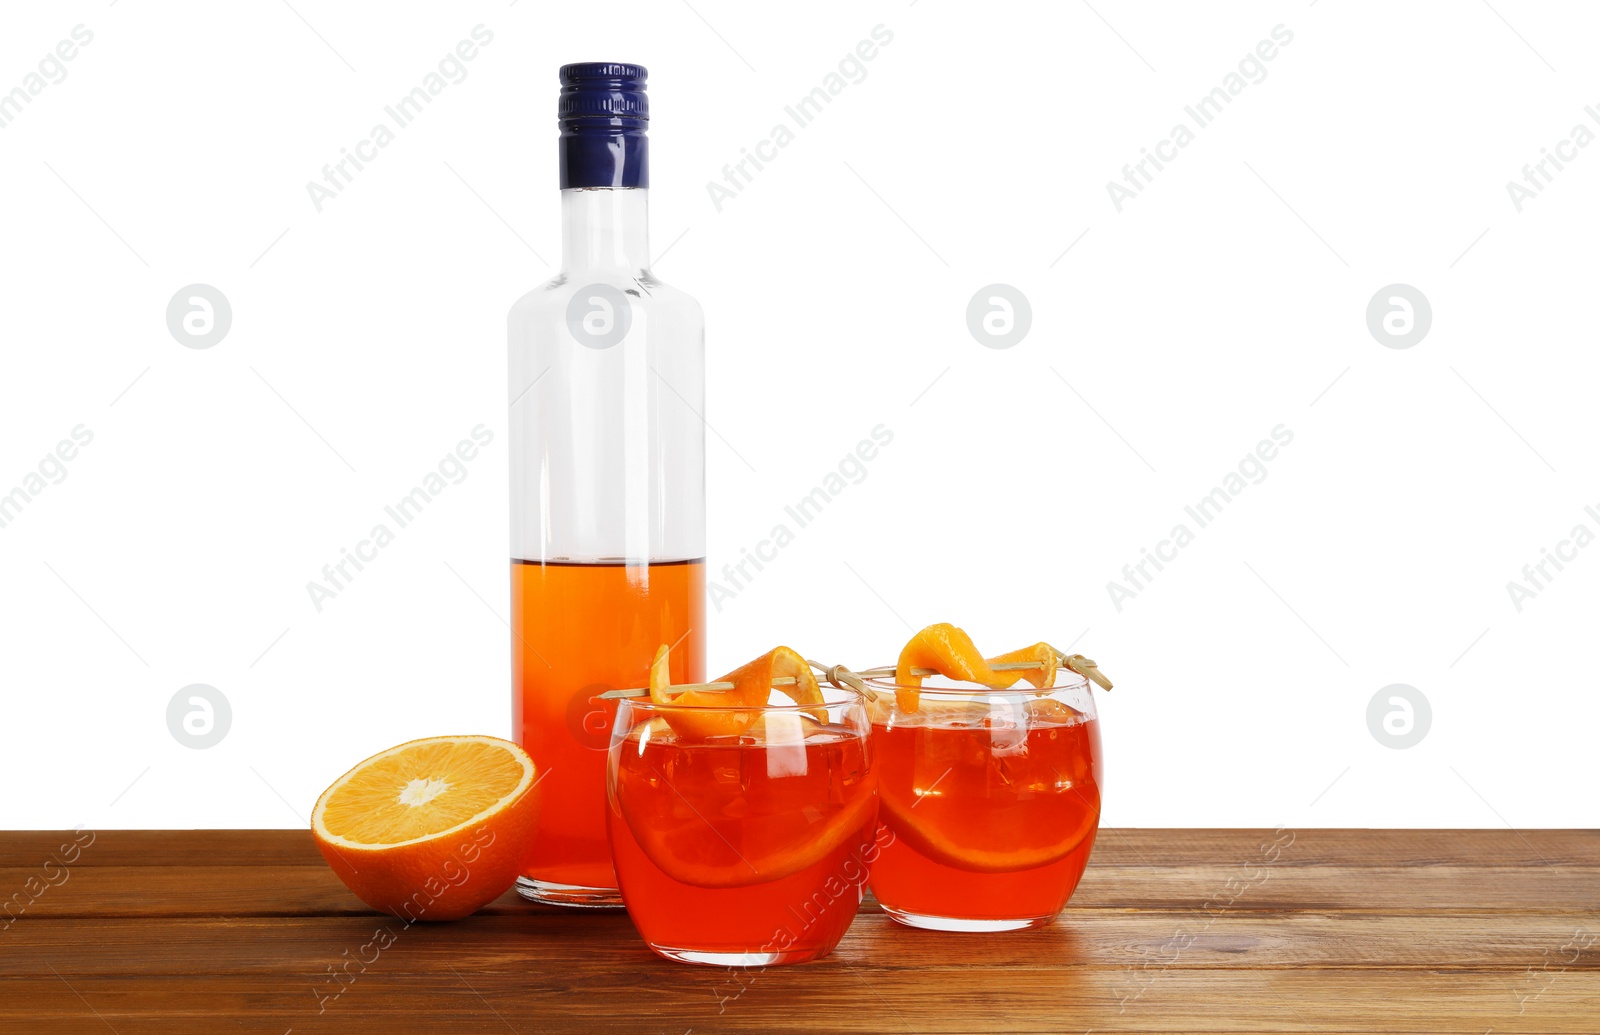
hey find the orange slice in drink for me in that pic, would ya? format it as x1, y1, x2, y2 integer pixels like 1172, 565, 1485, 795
311, 735, 540, 921
619, 750, 878, 889
877, 783, 1099, 874
648, 644, 825, 740
616, 708, 877, 888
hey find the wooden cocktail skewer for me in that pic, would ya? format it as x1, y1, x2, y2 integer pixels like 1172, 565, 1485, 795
853, 661, 1053, 676
856, 655, 1113, 691
595, 652, 1111, 699
597, 677, 798, 700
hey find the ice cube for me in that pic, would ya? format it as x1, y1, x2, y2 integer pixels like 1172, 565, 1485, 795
763, 711, 809, 779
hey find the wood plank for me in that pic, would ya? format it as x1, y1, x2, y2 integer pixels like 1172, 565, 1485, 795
4, 862, 1596, 919
4, 827, 1593, 868
0, 829, 325, 867
1065, 863, 1600, 912
5, 829, 1593, 1033
3, 911, 1597, 975
1092, 827, 1600, 866
2, 970, 1595, 1033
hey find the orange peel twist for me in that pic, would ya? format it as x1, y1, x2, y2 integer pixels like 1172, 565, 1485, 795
893, 623, 1075, 712
647, 644, 826, 739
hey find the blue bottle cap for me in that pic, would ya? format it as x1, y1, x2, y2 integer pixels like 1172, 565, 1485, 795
558, 63, 648, 189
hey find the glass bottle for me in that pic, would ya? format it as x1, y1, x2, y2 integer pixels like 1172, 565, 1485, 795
508, 63, 706, 907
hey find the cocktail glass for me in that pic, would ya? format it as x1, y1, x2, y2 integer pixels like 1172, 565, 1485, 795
607, 688, 879, 965
863, 667, 1102, 931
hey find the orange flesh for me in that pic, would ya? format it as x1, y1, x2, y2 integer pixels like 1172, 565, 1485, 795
318, 738, 529, 846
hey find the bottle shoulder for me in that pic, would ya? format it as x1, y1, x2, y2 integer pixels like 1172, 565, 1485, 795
509, 271, 702, 321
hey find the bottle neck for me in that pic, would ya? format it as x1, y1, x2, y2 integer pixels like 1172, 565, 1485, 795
561, 188, 650, 273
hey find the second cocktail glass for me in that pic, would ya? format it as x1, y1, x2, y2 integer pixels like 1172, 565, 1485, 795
607, 687, 878, 965
863, 667, 1103, 931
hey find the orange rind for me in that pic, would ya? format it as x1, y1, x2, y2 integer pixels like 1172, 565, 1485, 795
647, 644, 826, 740
894, 623, 994, 712
983, 642, 1059, 690
310, 735, 540, 921
894, 623, 1064, 711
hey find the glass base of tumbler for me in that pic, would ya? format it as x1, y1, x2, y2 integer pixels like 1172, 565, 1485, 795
647, 946, 833, 967
881, 905, 1054, 932
514, 875, 625, 908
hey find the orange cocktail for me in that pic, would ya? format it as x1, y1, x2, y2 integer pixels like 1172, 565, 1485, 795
864, 643, 1103, 931
607, 649, 877, 965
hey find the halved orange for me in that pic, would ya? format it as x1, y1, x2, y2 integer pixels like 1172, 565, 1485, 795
647, 644, 825, 740
311, 735, 540, 921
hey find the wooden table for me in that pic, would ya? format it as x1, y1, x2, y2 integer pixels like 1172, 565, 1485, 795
4, 829, 1595, 1033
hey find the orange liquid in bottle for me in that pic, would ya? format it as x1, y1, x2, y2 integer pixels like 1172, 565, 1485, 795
511, 558, 704, 891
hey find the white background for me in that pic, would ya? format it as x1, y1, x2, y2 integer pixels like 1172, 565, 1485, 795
1, 1, 1595, 832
